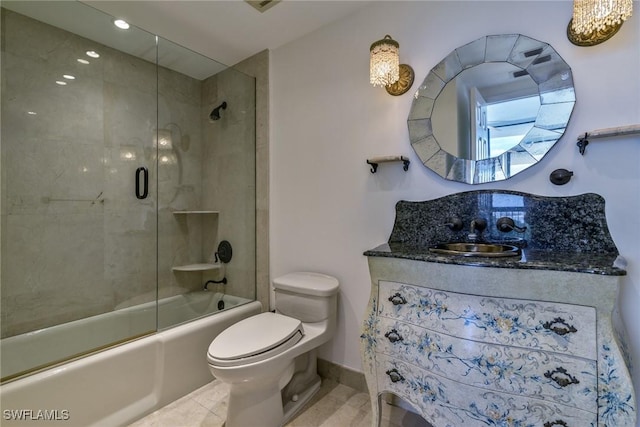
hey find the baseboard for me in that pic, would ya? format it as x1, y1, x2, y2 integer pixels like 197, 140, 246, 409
317, 358, 368, 394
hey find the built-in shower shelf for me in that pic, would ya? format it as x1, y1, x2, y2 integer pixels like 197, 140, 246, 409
171, 211, 220, 273
172, 210, 219, 215
172, 263, 221, 272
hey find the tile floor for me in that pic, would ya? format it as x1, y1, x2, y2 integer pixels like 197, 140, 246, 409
128, 378, 432, 427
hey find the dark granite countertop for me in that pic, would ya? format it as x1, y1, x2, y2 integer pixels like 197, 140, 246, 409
367, 190, 627, 276
364, 243, 627, 276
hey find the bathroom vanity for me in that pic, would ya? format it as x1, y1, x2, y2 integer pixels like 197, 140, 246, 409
361, 191, 636, 427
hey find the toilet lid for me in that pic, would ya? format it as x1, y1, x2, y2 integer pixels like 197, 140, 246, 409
207, 312, 304, 367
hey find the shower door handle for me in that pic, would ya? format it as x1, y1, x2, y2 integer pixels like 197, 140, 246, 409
135, 167, 149, 199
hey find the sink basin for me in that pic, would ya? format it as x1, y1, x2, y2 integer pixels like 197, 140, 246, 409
429, 242, 521, 258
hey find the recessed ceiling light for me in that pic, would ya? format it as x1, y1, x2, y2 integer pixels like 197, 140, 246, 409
56, 81, 67, 86
114, 19, 130, 30
86, 51, 100, 58
27, 111, 37, 115
77, 59, 90, 64
63, 74, 75, 80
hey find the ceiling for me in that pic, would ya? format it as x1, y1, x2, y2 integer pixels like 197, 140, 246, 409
82, 0, 372, 68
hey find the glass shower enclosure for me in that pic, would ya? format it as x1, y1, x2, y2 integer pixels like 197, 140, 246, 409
0, 1, 256, 381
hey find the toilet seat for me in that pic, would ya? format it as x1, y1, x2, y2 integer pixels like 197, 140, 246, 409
207, 312, 304, 367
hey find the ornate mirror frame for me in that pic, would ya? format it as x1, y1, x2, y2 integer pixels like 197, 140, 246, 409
407, 34, 575, 184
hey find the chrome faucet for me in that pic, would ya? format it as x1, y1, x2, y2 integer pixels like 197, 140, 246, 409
468, 218, 487, 241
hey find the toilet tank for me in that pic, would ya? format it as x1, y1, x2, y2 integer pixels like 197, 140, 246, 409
273, 272, 339, 323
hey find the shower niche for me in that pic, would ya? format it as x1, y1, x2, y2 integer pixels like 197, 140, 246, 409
171, 210, 221, 272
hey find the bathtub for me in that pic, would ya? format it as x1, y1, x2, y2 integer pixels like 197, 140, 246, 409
0, 292, 262, 426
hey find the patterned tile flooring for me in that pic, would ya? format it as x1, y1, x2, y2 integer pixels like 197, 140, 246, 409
128, 378, 432, 427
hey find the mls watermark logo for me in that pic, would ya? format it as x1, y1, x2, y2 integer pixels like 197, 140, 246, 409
3, 409, 70, 421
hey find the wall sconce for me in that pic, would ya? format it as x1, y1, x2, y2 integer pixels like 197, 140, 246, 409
369, 34, 414, 96
567, 0, 633, 46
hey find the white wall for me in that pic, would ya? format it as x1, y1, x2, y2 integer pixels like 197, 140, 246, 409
271, 0, 639, 409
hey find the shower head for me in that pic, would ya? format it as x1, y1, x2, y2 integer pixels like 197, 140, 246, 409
209, 101, 227, 121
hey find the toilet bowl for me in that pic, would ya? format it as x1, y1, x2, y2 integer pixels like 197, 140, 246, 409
207, 272, 339, 427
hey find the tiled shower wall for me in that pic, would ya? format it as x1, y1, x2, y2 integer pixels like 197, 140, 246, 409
199, 68, 256, 302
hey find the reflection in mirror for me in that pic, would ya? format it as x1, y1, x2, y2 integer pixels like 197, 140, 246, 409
408, 34, 575, 184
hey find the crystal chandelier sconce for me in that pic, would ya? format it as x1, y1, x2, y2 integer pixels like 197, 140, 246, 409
369, 35, 414, 96
370, 35, 399, 87
568, 0, 633, 46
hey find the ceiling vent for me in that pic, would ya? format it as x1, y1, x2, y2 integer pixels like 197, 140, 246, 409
245, 0, 281, 13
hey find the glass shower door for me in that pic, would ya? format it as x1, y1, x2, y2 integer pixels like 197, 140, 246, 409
0, 1, 158, 381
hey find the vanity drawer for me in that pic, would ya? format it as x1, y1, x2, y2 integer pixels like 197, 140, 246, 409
378, 281, 597, 359
376, 316, 597, 413
376, 354, 597, 427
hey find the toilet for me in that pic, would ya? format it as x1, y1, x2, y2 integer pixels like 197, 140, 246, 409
207, 272, 339, 427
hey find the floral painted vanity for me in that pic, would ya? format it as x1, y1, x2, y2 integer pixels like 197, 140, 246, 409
361, 190, 636, 427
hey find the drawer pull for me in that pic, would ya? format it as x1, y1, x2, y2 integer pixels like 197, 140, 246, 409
544, 421, 568, 427
384, 329, 404, 343
388, 293, 407, 305
385, 368, 405, 383
544, 367, 580, 387
542, 317, 577, 336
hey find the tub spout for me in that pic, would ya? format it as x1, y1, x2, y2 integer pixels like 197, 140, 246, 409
204, 278, 227, 290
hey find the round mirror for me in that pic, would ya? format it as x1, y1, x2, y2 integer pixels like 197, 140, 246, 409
408, 34, 575, 184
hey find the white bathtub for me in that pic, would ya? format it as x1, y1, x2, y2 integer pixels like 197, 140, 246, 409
0, 292, 262, 426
